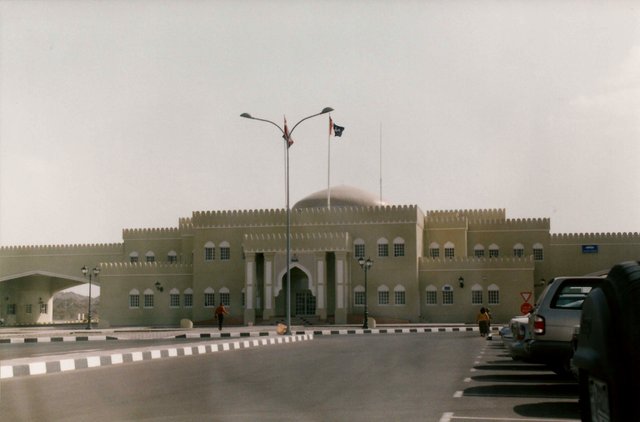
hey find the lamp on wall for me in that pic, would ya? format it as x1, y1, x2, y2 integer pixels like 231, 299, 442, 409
458, 276, 465, 288
155, 281, 164, 292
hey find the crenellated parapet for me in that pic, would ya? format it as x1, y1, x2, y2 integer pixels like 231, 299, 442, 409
192, 205, 422, 229
122, 227, 181, 240
0, 243, 123, 257
243, 231, 350, 253
99, 262, 193, 276
419, 255, 535, 270
427, 209, 506, 221
469, 217, 550, 231
551, 232, 640, 244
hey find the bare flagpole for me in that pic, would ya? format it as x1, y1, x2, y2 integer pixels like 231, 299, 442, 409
379, 122, 383, 203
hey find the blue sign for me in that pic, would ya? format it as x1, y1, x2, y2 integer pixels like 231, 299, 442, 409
582, 245, 599, 254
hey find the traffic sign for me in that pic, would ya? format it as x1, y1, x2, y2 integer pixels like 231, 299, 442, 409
520, 302, 533, 315
520, 291, 532, 303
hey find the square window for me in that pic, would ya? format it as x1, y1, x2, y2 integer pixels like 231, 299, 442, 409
426, 291, 437, 305
394, 243, 405, 257
378, 291, 390, 305
220, 247, 230, 260
533, 248, 544, 261
129, 295, 140, 308
144, 294, 154, 308
184, 294, 193, 308
442, 290, 453, 305
354, 244, 365, 259
220, 292, 230, 306
472, 290, 483, 305
395, 291, 406, 305
444, 248, 455, 259
204, 293, 215, 307
170, 294, 180, 308
354, 291, 365, 306
488, 290, 500, 305
378, 244, 389, 257
430, 248, 440, 258
205, 247, 215, 261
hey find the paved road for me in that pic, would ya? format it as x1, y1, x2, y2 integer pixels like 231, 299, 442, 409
0, 332, 580, 422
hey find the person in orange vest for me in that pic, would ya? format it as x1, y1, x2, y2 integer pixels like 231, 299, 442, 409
214, 302, 229, 331
476, 307, 490, 337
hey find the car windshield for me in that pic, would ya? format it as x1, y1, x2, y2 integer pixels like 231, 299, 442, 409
551, 283, 598, 309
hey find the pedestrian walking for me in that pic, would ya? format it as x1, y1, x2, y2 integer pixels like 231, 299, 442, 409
476, 307, 490, 337
214, 302, 229, 331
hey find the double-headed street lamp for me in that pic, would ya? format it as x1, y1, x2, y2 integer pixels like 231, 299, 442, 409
357, 257, 373, 329
81, 266, 100, 329
241, 107, 333, 335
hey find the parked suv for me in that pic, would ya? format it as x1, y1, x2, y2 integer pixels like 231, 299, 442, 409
525, 276, 604, 374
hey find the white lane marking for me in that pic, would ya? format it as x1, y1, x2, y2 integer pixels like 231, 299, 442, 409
453, 390, 463, 398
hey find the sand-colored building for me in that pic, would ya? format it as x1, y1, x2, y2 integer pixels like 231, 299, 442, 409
1, 185, 639, 326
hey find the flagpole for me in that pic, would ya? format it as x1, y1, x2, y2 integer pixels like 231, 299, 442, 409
379, 122, 383, 203
327, 116, 332, 209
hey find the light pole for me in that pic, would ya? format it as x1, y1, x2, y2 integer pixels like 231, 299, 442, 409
357, 257, 373, 329
241, 107, 333, 334
81, 266, 100, 329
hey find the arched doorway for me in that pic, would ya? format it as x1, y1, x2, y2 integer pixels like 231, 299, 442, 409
276, 266, 316, 317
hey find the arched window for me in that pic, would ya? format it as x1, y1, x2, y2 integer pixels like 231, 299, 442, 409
533, 243, 544, 261
184, 288, 193, 308
393, 237, 405, 257
145, 251, 156, 263
513, 243, 524, 258
489, 244, 500, 258
471, 284, 483, 305
354, 238, 365, 259
444, 242, 455, 259
474, 244, 485, 258
353, 285, 365, 306
204, 287, 215, 307
429, 242, 440, 258
425, 285, 437, 305
488, 284, 500, 305
442, 285, 454, 305
219, 287, 230, 306
394, 285, 406, 305
129, 251, 139, 263
168, 288, 180, 308
143, 288, 154, 308
204, 241, 215, 261
377, 285, 390, 305
129, 289, 140, 308
220, 241, 231, 260
168, 250, 178, 263
377, 238, 389, 257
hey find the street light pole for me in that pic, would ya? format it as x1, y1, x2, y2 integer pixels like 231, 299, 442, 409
357, 257, 373, 329
241, 107, 333, 335
81, 266, 100, 330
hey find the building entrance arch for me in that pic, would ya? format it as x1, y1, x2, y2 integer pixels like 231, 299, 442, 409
275, 266, 316, 317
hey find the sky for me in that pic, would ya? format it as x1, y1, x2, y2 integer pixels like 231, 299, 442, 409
1, 0, 640, 250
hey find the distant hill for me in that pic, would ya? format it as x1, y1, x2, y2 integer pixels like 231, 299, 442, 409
53, 291, 100, 321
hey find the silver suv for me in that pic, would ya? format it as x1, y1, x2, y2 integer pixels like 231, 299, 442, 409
525, 276, 604, 374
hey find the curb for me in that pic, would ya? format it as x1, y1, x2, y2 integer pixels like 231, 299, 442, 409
0, 334, 313, 380
0, 325, 496, 344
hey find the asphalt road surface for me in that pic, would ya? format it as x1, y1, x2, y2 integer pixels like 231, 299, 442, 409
0, 332, 580, 421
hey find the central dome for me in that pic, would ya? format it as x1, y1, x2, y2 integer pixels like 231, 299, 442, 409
293, 185, 387, 209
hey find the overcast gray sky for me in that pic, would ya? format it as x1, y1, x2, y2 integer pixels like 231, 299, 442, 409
1, 0, 639, 247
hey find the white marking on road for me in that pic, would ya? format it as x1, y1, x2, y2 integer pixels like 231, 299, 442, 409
439, 412, 453, 422
444, 415, 579, 421
453, 390, 463, 398
464, 377, 471, 382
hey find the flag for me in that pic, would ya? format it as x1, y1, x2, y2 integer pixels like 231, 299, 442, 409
333, 123, 345, 137
283, 116, 293, 147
